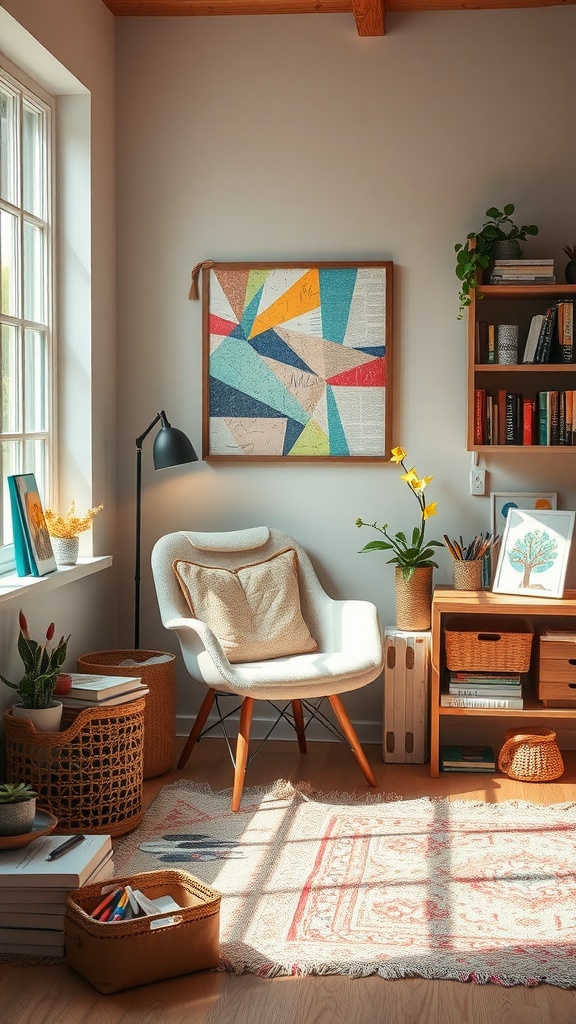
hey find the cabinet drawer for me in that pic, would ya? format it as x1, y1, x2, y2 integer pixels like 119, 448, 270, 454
538, 671, 576, 706
539, 660, 576, 685
540, 637, 576, 660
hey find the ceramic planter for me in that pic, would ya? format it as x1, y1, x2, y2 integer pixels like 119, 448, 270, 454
51, 536, 80, 565
12, 701, 63, 732
0, 797, 37, 836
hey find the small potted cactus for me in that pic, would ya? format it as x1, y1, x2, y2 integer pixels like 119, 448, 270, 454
0, 782, 37, 836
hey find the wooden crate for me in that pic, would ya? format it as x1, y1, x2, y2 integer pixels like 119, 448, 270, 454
383, 628, 430, 764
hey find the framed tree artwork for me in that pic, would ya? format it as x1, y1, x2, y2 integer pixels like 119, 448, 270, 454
492, 509, 575, 599
199, 261, 393, 461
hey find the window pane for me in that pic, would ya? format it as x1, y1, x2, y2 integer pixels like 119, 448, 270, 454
0, 439, 21, 545
22, 100, 44, 218
0, 82, 18, 205
23, 220, 45, 323
24, 328, 48, 432
1, 323, 21, 432
0, 207, 19, 316
24, 437, 47, 502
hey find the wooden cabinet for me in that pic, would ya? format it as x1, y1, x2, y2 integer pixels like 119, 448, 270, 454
430, 587, 576, 776
467, 282, 576, 451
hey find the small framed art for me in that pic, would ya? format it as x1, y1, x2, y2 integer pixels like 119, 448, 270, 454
490, 491, 557, 538
200, 261, 393, 462
8, 474, 56, 577
492, 508, 575, 599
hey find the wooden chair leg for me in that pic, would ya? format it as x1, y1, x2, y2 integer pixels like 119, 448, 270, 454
328, 694, 377, 788
177, 688, 216, 769
292, 699, 307, 754
231, 696, 254, 812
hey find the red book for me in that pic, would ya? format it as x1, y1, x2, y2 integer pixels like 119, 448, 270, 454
522, 396, 535, 445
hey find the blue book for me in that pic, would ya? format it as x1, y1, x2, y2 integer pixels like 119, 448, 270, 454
7, 474, 56, 577
7, 476, 33, 576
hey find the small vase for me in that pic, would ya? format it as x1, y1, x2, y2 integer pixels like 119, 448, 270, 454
51, 536, 79, 566
394, 566, 433, 631
12, 701, 63, 733
565, 259, 576, 285
0, 797, 37, 837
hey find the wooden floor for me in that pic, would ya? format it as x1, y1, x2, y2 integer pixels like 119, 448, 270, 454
2, 737, 576, 1024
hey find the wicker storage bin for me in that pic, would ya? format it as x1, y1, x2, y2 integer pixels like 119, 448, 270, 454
444, 615, 533, 673
64, 869, 221, 993
3, 700, 145, 836
498, 727, 564, 781
77, 650, 176, 779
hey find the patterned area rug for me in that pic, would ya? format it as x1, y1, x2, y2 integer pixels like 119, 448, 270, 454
114, 780, 576, 988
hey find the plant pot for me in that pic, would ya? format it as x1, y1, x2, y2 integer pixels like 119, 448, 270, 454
12, 701, 63, 733
0, 797, 37, 837
51, 535, 80, 565
564, 259, 576, 285
491, 239, 522, 260
394, 566, 433, 631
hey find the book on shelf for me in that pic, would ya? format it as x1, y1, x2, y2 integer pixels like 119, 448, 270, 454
6, 473, 57, 577
538, 391, 549, 445
0, 925, 64, 947
534, 304, 558, 363
449, 684, 522, 697
65, 673, 143, 700
492, 259, 554, 269
487, 323, 495, 363
0, 910, 65, 929
0, 940, 65, 957
1, 850, 115, 903
505, 392, 522, 445
59, 686, 150, 708
557, 299, 574, 363
440, 745, 496, 770
522, 395, 535, 445
440, 694, 524, 709
476, 320, 488, 363
449, 671, 522, 683
0, 833, 112, 888
522, 313, 546, 363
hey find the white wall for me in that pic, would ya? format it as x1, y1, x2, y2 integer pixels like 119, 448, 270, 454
115, 10, 576, 745
0, 0, 118, 763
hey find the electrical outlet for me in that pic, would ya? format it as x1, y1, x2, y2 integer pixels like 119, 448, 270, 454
470, 468, 486, 496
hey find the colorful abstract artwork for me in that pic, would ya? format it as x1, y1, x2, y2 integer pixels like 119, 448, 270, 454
201, 262, 392, 460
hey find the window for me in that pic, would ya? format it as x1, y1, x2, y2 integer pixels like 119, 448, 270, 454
0, 63, 54, 568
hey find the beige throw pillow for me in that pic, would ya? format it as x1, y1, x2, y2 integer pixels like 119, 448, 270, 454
173, 547, 318, 663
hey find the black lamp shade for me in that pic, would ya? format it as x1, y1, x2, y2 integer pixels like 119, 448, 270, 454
152, 425, 198, 471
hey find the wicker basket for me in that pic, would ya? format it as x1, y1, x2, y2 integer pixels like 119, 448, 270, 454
444, 615, 533, 673
3, 700, 145, 836
498, 727, 564, 782
65, 869, 221, 993
77, 650, 176, 779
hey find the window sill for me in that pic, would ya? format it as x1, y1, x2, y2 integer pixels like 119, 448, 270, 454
0, 556, 113, 608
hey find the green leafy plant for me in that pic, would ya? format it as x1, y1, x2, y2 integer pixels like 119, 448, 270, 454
455, 204, 539, 319
356, 446, 443, 582
0, 782, 37, 803
0, 610, 70, 709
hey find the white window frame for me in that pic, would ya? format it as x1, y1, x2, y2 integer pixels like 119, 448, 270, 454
0, 58, 56, 572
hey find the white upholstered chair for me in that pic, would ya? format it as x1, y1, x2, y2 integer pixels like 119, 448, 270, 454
151, 526, 384, 810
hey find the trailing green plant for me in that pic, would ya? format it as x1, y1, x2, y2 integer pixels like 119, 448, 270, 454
0, 610, 69, 709
455, 204, 539, 319
0, 782, 37, 803
356, 446, 443, 582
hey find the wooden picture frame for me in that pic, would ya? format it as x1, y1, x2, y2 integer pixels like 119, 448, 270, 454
492, 509, 574, 599
201, 261, 393, 462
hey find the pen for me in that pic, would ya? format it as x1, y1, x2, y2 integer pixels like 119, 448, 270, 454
45, 834, 86, 862
91, 886, 123, 920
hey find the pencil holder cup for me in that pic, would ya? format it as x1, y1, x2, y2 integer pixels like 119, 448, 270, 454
453, 559, 483, 591
497, 324, 519, 364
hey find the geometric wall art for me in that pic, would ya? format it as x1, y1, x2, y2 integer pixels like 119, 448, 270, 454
200, 261, 393, 461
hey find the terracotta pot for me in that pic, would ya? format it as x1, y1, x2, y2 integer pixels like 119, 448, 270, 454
394, 566, 433, 631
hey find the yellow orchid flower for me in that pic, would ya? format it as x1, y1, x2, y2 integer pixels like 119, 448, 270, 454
423, 502, 438, 519
412, 474, 434, 492
400, 467, 419, 486
390, 446, 407, 463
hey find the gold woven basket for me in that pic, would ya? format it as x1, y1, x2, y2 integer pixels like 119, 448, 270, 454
77, 650, 176, 779
3, 700, 145, 835
444, 615, 533, 673
498, 727, 564, 782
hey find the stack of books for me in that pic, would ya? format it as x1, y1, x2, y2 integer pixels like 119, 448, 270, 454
440, 745, 496, 772
59, 673, 149, 708
489, 259, 555, 284
0, 832, 114, 957
441, 671, 524, 709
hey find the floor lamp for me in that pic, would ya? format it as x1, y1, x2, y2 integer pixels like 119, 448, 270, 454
135, 410, 198, 649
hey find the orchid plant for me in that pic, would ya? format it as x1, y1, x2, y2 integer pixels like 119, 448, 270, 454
356, 446, 442, 582
0, 611, 70, 708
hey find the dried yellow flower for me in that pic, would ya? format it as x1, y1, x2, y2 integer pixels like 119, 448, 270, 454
44, 500, 104, 539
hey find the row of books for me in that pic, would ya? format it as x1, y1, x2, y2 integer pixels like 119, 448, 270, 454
475, 301, 573, 365
444, 670, 524, 709
59, 673, 149, 708
474, 389, 576, 446
489, 258, 555, 285
0, 833, 114, 957
440, 745, 496, 772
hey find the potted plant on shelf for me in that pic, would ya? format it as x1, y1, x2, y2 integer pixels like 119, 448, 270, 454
44, 500, 104, 565
0, 611, 70, 732
0, 782, 37, 837
454, 204, 539, 319
355, 446, 442, 631
562, 244, 576, 284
